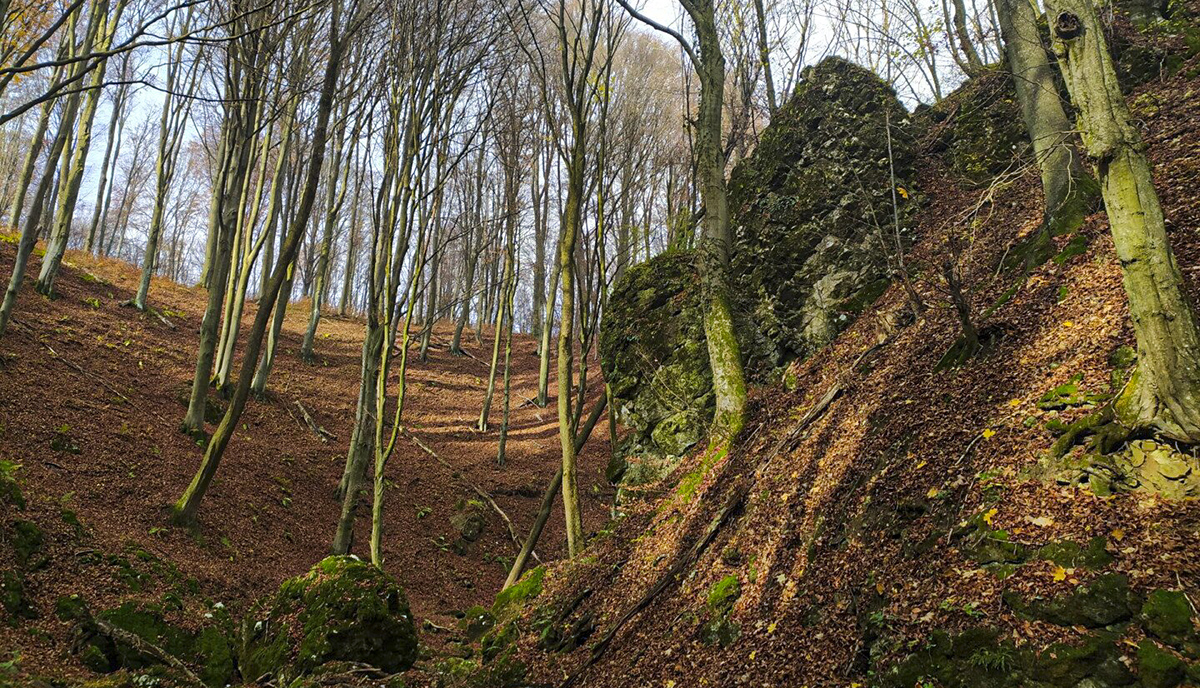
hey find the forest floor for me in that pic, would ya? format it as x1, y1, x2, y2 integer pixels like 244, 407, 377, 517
0, 240, 614, 681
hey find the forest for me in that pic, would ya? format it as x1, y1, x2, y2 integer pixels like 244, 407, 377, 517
0, 0, 1199, 685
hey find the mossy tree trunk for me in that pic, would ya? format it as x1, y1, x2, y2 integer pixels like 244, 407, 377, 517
174, 0, 348, 521
996, 0, 1094, 241
1047, 0, 1200, 442
691, 1, 748, 441
617, 0, 749, 441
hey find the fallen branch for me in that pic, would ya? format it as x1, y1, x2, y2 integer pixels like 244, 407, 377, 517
150, 307, 177, 330
94, 618, 204, 686
404, 429, 523, 553
295, 401, 336, 441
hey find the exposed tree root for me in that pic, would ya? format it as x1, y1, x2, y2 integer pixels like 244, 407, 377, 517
1047, 405, 1131, 460
295, 400, 336, 441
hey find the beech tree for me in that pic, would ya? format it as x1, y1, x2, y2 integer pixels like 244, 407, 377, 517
1046, 0, 1200, 442
618, 0, 749, 440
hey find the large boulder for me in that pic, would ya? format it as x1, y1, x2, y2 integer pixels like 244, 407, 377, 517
600, 251, 713, 486
728, 56, 917, 365
239, 556, 418, 682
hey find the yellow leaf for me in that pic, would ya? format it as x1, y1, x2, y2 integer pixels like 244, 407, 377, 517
1111, 528, 1125, 541
768, 622, 777, 634
927, 487, 940, 499
1052, 565, 1067, 582
1009, 398, 1022, 407
1063, 321, 1074, 328
876, 582, 885, 594
916, 460, 927, 469
750, 651, 756, 660
982, 428, 997, 439
983, 508, 998, 526
897, 187, 908, 199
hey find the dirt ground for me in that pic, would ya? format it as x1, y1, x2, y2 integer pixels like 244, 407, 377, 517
0, 242, 614, 680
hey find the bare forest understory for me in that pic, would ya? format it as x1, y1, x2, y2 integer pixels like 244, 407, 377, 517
0, 242, 614, 681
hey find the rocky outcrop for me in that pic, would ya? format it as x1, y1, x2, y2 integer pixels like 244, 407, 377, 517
599, 251, 713, 487
729, 56, 916, 367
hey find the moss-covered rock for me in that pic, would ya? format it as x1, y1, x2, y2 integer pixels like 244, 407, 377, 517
0, 460, 24, 511
599, 251, 713, 484
1, 570, 35, 623
1137, 640, 1187, 688
1005, 573, 1139, 628
57, 596, 235, 687
1141, 590, 1196, 648
729, 56, 915, 366
239, 556, 418, 682
882, 627, 1138, 687
11, 519, 44, 566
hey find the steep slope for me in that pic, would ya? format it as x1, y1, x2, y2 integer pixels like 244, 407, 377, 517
0, 243, 614, 683
475, 23, 1200, 688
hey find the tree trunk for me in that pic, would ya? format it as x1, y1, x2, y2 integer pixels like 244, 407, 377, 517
996, 0, 1094, 245
1046, 0, 1200, 441
691, 1, 748, 440
174, 0, 347, 521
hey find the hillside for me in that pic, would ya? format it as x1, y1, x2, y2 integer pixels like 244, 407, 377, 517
0, 242, 614, 683
464, 27, 1200, 688
4, 3, 1200, 688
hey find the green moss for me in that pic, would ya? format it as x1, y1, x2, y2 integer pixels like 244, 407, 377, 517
0, 461, 24, 511
1, 571, 36, 623
676, 443, 727, 504
707, 575, 741, 614
481, 622, 518, 663
1141, 590, 1196, 647
11, 520, 43, 566
1004, 573, 1137, 628
1052, 233, 1090, 265
460, 605, 495, 642
492, 566, 544, 620
1138, 640, 1187, 688
241, 556, 418, 682
194, 626, 235, 687
1035, 537, 1113, 570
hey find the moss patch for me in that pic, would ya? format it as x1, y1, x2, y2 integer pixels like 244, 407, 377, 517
240, 555, 418, 682
492, 566, 544, 620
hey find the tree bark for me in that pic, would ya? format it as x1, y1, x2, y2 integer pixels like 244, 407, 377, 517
1046, 0, 1200, 441
996, 0, 1094, 242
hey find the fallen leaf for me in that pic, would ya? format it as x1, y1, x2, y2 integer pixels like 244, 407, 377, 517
927, 487, 940, 499
1111, 528, 1125, 541
1028, 516, 1054, 527
982, 428, 997, 439
1052, 566, 1067, 582
983, 508, 998, 526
